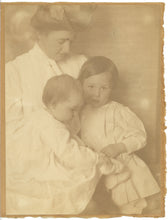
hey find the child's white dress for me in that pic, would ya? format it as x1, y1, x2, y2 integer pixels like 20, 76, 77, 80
80, 101, 160, 211
6, 108, 102, 215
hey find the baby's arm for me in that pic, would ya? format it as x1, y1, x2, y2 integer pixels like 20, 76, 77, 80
40, 125, 99, 172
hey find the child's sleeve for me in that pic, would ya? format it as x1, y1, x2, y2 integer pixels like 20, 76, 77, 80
40, 124, 99, 170
116, 105, 147, 154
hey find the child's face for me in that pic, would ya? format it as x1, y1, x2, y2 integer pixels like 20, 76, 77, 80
83, 72, 113, 107
49, 91, 84, 123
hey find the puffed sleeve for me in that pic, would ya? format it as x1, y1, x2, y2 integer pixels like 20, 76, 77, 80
5, 61, 23, 125
40, 124, 99, 170
115, 104, 147, 154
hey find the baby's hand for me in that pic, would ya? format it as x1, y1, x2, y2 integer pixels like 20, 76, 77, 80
98, 153, 109, 166
98, 153, 119, 175
101, 143, 127, 158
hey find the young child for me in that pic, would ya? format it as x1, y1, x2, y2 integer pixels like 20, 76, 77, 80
79, 56, 160, 214
6, 74, 124, 215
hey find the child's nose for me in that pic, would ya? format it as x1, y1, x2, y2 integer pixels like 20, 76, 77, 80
93, 88, 101, 97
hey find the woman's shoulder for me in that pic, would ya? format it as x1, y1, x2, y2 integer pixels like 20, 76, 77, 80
6, 49, 32, 71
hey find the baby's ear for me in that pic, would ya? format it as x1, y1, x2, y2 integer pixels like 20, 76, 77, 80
48, 103, 55, 110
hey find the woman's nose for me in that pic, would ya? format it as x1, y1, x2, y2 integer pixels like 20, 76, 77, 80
61, 41, 70, 54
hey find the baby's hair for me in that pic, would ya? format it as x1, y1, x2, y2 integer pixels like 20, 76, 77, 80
42, 74, 82, 107
78, 56, 119, 87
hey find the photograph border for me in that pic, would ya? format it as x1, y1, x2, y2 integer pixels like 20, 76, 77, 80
0, 2, 166, 217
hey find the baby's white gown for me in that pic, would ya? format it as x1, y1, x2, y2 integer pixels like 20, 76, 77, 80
6, 109, 101, 215
80, 101, 160, 210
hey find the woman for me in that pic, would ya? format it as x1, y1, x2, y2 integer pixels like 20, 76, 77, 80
5, 5, 96, 135
5, 5, 100, 215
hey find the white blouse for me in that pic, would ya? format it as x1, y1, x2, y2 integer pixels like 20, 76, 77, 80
5, 43, 87, 135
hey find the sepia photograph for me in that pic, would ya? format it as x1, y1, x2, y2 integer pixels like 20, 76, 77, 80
0, 2, 165, 217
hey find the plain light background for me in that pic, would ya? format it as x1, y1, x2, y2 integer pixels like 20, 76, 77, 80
1, 0, 168, 219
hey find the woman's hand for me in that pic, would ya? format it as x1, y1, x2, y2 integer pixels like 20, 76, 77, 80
101, 143, 127, 158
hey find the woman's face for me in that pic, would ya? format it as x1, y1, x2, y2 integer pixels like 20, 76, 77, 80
38, 30, 74, 61
83, 72, 113, 107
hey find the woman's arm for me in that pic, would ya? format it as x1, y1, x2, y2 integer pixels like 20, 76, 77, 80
5, 62, 23, 125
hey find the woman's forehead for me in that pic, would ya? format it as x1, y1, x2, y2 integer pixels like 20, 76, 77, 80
48, 30, 75, 39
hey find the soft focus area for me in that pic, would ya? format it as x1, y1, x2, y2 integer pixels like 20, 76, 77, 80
5, 4, 163, 173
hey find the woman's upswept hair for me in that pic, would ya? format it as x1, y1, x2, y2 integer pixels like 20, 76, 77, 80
42, 74, 82, 107
78, 56, 119, 87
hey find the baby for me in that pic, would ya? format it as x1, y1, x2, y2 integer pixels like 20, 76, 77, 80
78, 56, 160, 214
6, 74, 123, 215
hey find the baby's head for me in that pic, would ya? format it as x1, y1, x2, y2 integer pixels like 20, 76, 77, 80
78, 56, 118, 107
42, 75, 84, 122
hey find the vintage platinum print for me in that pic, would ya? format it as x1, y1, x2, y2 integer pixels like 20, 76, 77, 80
0, 2, 165, 217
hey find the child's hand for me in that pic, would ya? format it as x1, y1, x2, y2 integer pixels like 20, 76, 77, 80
98, 153, 111, 167
98, 153, 115, 175
101, 143, 127, 158
98, 153, 124, 175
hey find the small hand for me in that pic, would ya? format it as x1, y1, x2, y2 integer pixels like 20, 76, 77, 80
98, 153, 110, 166
98, 153, 116, 175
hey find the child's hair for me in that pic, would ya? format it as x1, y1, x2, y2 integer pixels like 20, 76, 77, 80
42, 74, 82, 107
78, 56, 119, 87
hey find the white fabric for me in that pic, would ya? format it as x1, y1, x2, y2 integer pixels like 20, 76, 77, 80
6, 109, 101, 215
5, 44, 88, 214
120, 198, 147, 214
80, 101, 160, 206
5, 43, 87, 136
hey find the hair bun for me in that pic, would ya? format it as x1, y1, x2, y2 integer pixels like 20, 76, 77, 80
31, 4, 97, 32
